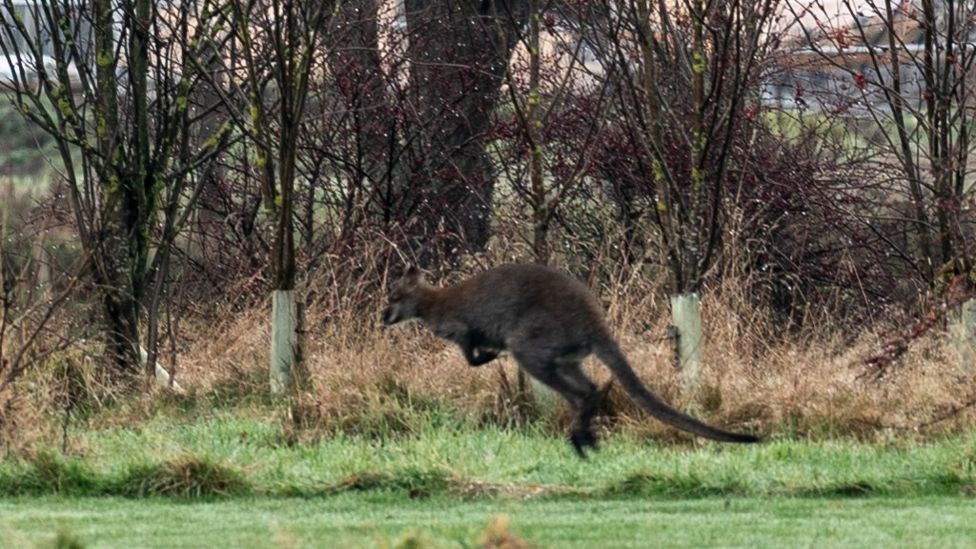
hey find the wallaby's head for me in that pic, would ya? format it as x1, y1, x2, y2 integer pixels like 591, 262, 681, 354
382, 267, 425, 325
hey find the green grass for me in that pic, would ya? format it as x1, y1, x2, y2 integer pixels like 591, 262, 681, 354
1, 494, 975, 548
1, 411, 974, 499
1, 409, 975, 546
0, 101, 59, 177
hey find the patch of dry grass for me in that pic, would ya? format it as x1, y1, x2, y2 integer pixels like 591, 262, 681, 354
158, 268, 976, 444
5, 236, 971, 446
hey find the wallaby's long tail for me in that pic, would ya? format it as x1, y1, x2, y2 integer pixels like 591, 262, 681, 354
595, 339, 759, 443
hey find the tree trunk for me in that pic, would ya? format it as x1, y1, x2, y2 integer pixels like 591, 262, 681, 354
94, 0, 146, 374
402, 0, 527, 262
523, 0, 554, 416
333, 0, 394, 197
269, 112, 301, 396
259, 0, 328, 396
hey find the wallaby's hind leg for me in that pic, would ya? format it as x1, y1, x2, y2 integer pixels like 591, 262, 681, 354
514, 351, 599, 458
555, 360, 601, 453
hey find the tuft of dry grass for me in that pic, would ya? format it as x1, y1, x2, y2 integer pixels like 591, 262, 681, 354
0, 390, 38, 455
3, 345, 125, 455
122, 455, 250, 498
478, 515, 533, 549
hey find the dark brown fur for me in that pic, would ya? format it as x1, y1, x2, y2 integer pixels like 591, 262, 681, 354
383, 263, 759, 456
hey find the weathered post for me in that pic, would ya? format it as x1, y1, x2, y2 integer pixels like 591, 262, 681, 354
671, 292, 704, 405
270, 290, 298, 394
951, 298, 976, 370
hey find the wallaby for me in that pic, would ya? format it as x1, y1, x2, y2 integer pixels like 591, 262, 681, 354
382, 263, 759, 457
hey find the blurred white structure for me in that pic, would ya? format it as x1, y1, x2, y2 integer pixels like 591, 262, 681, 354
0, 0, 88, 91
766, 0, 976, 113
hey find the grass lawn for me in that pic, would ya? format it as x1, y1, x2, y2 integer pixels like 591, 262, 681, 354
1, 409, 974, 547
2, 494, 975, 548
2, 412, 975, 499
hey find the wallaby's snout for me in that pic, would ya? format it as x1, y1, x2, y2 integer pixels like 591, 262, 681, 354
382, 290, 411, 325
383, 266, 424, 326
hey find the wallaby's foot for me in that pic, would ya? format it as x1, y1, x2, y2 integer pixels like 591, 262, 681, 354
569, 428, 599, 458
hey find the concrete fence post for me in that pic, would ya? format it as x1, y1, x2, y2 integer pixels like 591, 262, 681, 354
271, 289, 298, 395
952, 298, 976, 370
671, 292, 704, 405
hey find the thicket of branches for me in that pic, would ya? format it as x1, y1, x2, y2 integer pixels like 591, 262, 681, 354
1, 0, 974, 393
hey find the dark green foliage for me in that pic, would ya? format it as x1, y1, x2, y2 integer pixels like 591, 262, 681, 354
0, 104, 56, 175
